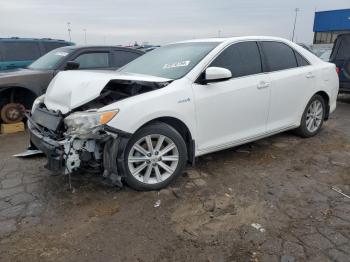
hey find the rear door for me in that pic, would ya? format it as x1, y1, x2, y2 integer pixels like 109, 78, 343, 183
330, 36, 350, 87
193, 41, 271, 152
259, 41, 315, 132
0, 41, 41, 70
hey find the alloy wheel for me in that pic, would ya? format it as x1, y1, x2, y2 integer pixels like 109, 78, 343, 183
127, 134, 179, 184
306, 100, 323, 133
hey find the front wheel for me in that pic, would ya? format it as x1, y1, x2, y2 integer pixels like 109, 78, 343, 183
0, 103, 25, 123
123, 123, 187, 191
295, 94, 325, 138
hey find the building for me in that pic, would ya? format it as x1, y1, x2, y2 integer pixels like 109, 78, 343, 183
313, 8, 350, 44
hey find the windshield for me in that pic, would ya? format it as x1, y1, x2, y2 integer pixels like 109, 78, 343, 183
28, 47, 73, 70
119, 42, 220, 79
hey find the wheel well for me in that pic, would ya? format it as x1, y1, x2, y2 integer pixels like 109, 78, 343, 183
315, 91, 330, 120
141, 117, 195, 165
0, 87, 37, 110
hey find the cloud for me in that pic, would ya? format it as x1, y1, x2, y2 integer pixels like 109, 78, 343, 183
0, 0, 349, 45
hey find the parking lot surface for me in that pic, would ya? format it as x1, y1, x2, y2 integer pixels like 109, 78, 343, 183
0, 97, 350, 262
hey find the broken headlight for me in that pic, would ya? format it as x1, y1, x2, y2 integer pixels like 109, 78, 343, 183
64, 110, 119, 134
31, 95, 45, 113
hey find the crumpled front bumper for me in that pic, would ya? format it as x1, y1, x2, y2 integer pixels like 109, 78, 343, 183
28, 121, 65, 172
27, 111, 130, 185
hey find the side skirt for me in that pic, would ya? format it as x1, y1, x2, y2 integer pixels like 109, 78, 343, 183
195, 125, 298, 157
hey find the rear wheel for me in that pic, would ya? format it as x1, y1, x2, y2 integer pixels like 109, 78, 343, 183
295, 94, 325, 138
0, 103, 25, 123
123, 123, 187, 191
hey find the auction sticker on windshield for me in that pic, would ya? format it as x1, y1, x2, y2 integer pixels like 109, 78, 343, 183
163, 60, 190, 69
54, 52, 69, 57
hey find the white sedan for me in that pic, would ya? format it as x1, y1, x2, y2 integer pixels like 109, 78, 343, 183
28, 36, 339, 190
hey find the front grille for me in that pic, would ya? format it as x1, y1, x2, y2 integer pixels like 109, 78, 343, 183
31, 104, 65, 139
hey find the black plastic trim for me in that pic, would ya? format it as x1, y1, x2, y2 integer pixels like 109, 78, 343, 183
28, 122, 64, 172
104, 125, 132, 138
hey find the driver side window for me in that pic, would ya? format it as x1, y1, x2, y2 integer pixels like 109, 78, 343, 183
73, 52, 109, 69
210, 41, 263, 78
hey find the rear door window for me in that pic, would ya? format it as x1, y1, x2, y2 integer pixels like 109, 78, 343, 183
335, 38, 350, 60
260, 41, 298, 72
73, 52, 109, 69
1, 41, 41, 61
210, 41, 262, 78
113, 51, 141, 67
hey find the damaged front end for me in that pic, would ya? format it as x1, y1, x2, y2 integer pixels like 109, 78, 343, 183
28, 78, 170, 186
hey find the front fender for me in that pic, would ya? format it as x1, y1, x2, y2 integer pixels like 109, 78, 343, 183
104, 79, 197, 138
118, 111, 195, 135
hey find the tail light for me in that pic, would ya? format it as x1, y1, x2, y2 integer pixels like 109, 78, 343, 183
336, 67, 340, 74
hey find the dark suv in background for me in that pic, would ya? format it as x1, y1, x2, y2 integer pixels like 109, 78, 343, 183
0, 46, 144, 123
329, 34, 350, 93
0, 38, 74, 71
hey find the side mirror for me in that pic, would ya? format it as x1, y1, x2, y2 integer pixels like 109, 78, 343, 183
204, 67, 232, 83
64, 61, 80, 70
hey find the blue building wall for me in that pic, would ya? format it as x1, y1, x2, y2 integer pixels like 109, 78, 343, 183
314, 9, 350, 32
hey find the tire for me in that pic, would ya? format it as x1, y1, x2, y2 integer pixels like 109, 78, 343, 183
0, 103, 25, 124
123, 122, 187, 191
295, 94, 326, 138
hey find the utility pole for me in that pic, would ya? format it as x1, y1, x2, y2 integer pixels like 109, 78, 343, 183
67, 22, 72, 42
218, 29, 221, 38
291, 8, 299, 42
83, 29, 87, 44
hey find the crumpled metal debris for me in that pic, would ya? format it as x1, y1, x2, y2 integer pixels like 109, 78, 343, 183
251, 223, 266, 232
13, 149, 43, 157
331, 186, 350, 199
154, 199, 161, 208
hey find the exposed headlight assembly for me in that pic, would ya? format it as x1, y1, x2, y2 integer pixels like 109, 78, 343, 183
31, 95, 45, 112
64, 110, 119, 135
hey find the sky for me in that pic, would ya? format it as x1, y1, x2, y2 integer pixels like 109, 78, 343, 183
0, 0, 349, 46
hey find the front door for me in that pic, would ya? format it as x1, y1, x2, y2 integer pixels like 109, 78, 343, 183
193, 41, 270, 153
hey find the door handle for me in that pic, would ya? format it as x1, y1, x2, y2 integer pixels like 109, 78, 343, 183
306, 72, 315, 79
257, 81, 270, 89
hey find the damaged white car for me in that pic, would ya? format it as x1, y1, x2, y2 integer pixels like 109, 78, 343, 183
27, 36, 339, 190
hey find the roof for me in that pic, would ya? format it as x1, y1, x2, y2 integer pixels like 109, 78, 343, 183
313, 8, 350, 32
172, 36, 291, 44
0, 37, 73, 44
59, 45, 145, 53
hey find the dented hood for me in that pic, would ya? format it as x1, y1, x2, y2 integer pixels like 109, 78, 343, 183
44, 70, 171, 114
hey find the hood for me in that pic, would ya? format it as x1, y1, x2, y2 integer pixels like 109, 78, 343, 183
0, 69, 52, 87
44, 70, 171, 114
0, 68, 46, 77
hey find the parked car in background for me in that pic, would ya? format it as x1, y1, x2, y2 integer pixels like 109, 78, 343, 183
329, 34, 350, 93
310, 44, 333, 59
0, 37, 74, 71
318, 49, 332, 62
27, 36, 338, 191
135, 45, 160, 52
0, 46, 144, 123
